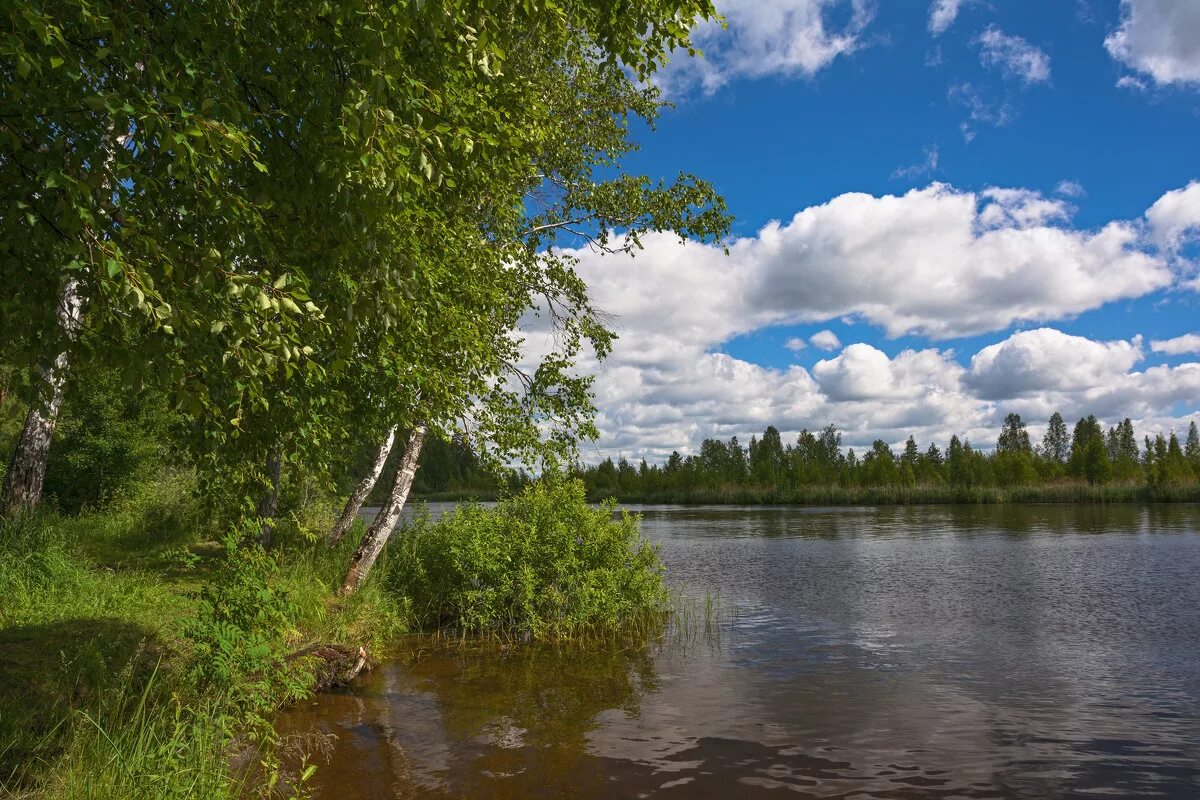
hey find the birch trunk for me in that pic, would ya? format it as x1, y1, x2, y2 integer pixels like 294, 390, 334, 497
1, 278, 84, 516
257, 446, 283, 545
340, 424, 426, 595
328, 425, 397, 546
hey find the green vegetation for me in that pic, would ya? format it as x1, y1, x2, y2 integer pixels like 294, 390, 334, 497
2, 2, 731, 792
0, 466, 666, 797
575, 413, 1200, 504
386, 480, 667, 639
0, 473, 386, 799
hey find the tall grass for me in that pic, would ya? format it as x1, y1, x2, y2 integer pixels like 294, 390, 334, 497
31, 669, 244, 800
0, 471, 393, 799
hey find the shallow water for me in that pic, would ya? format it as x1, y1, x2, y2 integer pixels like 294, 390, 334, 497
279, 504, 1200, 798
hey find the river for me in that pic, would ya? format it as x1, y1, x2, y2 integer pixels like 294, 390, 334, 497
277, 503, 1200, 798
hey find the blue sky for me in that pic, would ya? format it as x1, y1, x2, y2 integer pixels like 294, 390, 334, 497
547, 0, 1200, 459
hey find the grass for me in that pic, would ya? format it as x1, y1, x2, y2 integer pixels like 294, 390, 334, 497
0, 473, 408, 800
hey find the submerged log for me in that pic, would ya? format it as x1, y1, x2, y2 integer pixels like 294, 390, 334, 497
288, 644, 371, 690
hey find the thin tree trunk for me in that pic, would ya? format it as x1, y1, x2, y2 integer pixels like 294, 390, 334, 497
340, 424, 426, 595
328, 425, 397, 546
1, 279, 83, 516
257, 446, 282, 545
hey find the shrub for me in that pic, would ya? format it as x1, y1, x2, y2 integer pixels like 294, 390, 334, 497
42, 366, 176, 514
183, 529, 309, 720
385, 479, 667, 639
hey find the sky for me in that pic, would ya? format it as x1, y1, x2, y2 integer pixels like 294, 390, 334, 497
541, 0, 1200, 462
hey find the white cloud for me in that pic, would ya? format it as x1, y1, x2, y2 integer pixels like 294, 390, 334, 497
1116, 74, 1149, 91
814, 344, 959, 401
738, 184, 1170, 339
661, 0, 874, 94
810, 330, 842, 350
1145, 181, 1200, 250
784, 337, 807, 352
977, 27, 1052, 85
563, 183, 1186, 345
965, 328, 1144, 400
1105, 0, 1200, 87
1151, 333, 1200, 355
928, 0, 964, 36
533, 183, 1200, 460
1055, 180, 1086, 198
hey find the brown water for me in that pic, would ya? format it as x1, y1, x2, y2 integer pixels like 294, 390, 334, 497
278, 504, 1200, 798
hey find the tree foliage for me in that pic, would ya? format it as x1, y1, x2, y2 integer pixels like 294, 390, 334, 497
3, 0, 729, 518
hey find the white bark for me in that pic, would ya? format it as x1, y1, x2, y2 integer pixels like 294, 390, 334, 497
340, 424, 426, 595
2, 122, 121, 516
1, 279, 83, 516
328, 425, 397, 546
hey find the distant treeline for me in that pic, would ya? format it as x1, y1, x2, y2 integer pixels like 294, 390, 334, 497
572, 413, 1200, 504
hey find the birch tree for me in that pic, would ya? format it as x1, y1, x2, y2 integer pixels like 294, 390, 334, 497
3, 0, 724, 526
330, 17, 731, 592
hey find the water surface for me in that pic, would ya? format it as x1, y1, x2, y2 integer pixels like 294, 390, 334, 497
279, 504, 1200, 798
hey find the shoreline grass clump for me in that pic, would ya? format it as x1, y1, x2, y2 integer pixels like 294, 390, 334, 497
0, 472, 401, 800
385, 479, 668, 640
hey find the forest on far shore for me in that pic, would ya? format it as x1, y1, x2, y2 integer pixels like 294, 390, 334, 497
569, 412, 1200, 503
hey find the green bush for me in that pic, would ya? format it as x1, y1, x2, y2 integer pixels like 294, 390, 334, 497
385, 479, 667, 639
42, 366, 176, 514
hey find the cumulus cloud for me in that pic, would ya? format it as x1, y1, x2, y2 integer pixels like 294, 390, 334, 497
810, 330, 842, 350
1151, 333, 1200, 355
661, 0, 874, 94
538, 183, 1200, 460
977, 27, 1052, 84
814, 344, 959, 401
784, 337, 807, 352
965, 328, 1144, 399
1145, 181, 1200, 250
738, 184, 1170, 338
928, 0, 964, 36
1105, 0, 1200, 87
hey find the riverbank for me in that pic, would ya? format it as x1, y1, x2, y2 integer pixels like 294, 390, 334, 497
585, 481, 1200, 506
0, 477, 668, 798
0, 473, 408, 799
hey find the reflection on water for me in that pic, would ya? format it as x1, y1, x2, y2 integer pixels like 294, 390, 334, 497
279, 504, 1200, 798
